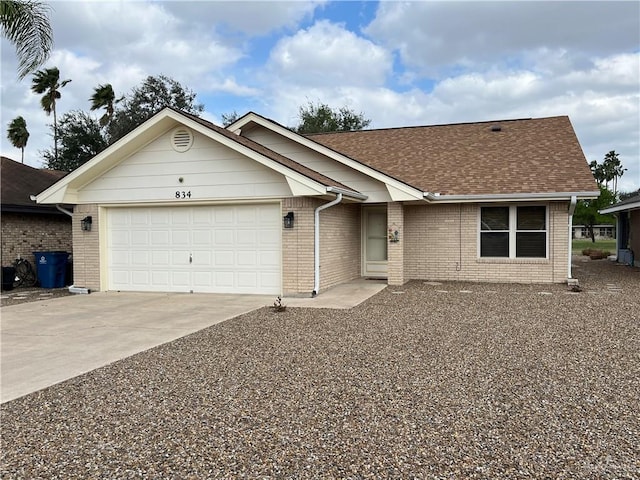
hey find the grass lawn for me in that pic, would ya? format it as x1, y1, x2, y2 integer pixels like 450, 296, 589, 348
572, 238, 616, 254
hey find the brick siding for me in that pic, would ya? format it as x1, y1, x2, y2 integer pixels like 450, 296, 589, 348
403, 202, 569, 284
1, 213, 72, 268
71, 204, 101, 291
282, 198, 360, 296
387, 202, 405, 285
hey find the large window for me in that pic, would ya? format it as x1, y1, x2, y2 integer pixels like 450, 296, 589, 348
480, 206, 547, 258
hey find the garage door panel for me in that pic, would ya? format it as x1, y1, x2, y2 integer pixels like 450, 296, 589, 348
237, 271, 258, 288
108, 204, 281, 294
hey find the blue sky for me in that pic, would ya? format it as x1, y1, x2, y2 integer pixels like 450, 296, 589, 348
1, 1, 639, 192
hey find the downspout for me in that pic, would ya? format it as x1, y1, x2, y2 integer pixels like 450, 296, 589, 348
313, 193, 343, 297
567, 195, 577, 282
56, 204, 74, 217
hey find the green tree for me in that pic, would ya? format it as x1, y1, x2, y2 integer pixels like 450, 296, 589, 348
221, 110, 240, 127
294, 101, 371, 134
42, 110, 107, 171
591, 151, 626, 197
0, 0, 53, 78
107, 74, 203, 144
31, 66, 71, 163
6, 115, 29, 163
90, 83, 123, 127
619, 189, 640, 201
574, 186, 616, 243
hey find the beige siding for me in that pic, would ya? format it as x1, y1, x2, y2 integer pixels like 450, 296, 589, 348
387, 202, 405, 285
404, 202, 569, 283
77, 130, 292, 203
244, 126, 392, 202
72, 204, 101, 290
281, 198, 360, 296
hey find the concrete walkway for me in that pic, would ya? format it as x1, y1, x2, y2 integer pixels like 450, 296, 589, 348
1, 280, 387, 403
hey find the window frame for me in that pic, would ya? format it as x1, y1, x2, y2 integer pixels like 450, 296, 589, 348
478, 204, 549, 260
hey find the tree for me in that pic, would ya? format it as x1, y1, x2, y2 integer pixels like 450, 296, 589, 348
294, 101, 371, 134
221, 110, 240, 127
6, 115, 29, 163
574, 186, 616, 243
619, 189, 640, 201
31, 66, 71, 163
42, 110, 107, 171
90, 83, 122, 127
591, 151, 626, 197
106, 74, 203, 144
0, 0, 53, 78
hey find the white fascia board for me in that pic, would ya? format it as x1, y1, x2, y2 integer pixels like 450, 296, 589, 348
228, 114, 424, 200
599, 200, 640, 214
177, 113, 332, 196
37, 109, 178, 204
423, 191, 600, 203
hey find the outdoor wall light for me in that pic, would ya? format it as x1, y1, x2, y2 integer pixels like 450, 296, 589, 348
283, 211, 295, 229
81, 216, 93, 231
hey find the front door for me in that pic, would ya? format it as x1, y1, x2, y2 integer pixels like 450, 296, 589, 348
363, 206, 388, 277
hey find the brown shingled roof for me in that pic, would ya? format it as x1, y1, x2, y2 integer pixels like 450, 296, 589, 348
173, 108, 362, 196
1, 157, 68, 212
307, 116, 597, 196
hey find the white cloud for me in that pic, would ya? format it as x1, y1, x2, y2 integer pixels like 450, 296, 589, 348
365, 1, 640, 76
267, 20, 392, 87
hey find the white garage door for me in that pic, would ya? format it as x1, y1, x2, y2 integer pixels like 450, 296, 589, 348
107, 204, 281, 294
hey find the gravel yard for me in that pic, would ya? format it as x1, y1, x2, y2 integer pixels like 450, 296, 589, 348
1, 258, 639, 479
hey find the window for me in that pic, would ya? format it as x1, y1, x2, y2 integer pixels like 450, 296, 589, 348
480, 206, 547, 258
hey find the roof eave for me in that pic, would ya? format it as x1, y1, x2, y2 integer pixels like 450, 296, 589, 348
228, 113, 424, 200
599, 201, 640, 215
423, 191, 601, 203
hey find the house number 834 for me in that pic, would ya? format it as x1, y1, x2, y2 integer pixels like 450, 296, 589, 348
175, 191, 192, 199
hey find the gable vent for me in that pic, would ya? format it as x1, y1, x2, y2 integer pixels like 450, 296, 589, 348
171, 128, 194, 152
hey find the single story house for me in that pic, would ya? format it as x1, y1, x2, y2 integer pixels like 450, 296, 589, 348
600, 194, 640, 267
572, 224, 615, 240
1, 156, 72, 267
35, 107, 598, 296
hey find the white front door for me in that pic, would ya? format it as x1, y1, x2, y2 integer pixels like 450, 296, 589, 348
363, 206, 388, 277
107, 204, 281, 294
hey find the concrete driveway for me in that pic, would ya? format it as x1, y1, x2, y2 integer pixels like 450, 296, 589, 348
1, 291, 273, 403
1, 280, 386, 403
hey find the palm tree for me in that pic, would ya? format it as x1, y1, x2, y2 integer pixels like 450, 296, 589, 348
0, 0, 53, 79
7, 116, 29, 163
31, 66, 71, 162
89, 83, 122, 127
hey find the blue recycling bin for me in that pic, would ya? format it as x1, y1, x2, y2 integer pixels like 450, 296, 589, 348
33, 252, 69, 288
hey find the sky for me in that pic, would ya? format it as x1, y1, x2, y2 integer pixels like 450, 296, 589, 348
1, 0, 639, 193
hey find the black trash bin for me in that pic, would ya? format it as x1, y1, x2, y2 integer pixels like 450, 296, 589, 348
2, 266, 15, 291
33, 252, 69, 288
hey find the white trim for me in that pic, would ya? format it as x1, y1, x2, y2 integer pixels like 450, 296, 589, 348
599, 200, 640, 214
228, 113, 425, 201
478, 204, 549, 260
36, 108, 352, 205
427, 191, 599, 203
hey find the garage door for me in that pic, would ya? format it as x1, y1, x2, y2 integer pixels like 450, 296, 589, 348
107, 204, 281, 294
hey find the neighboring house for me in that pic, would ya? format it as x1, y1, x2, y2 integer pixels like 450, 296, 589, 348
572, 224, 616, 240
35, 108, 598, 296
600, 194, 640, 267
1, 157, 72, 267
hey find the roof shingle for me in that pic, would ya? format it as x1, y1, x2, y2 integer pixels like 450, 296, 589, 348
307, 116, 597, 196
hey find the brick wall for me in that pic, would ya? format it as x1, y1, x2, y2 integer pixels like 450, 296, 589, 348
71, 204, 101, 290
404, 202, 570, 284
1, 212, 72, 267
282, 198, 361, 296
387, 202, 405, 285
